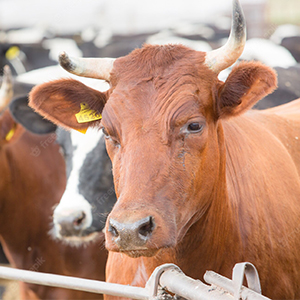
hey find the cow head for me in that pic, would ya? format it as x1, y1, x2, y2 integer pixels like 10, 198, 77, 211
29, 0, 277, 258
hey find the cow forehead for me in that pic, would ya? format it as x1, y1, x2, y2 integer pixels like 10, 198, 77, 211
106, 45, 216, 121
111, 44, 208, 85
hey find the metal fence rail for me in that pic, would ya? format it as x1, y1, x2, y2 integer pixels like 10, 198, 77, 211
0, 262, 271, 300
0, 266, 148, 300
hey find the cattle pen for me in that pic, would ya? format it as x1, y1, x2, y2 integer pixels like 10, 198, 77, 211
0, 262, 270, 300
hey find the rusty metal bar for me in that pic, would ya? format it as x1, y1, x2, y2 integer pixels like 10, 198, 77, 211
0, 266, 148, 300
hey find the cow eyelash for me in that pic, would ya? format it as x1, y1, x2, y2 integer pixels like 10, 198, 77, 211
102, 127, 110, 138
102, 127, 121, 147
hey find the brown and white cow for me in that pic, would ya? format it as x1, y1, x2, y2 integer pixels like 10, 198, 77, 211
0, 66, 107, 299
28, 0, 300, 298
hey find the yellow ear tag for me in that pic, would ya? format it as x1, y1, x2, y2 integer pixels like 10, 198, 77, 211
75, 102, 102, 124
75, 127, 88, 134
5, 126, 16, 141
6, 46, 20, 60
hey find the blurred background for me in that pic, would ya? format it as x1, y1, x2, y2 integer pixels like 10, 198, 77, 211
1, 0, 300, 77
0, 0, 300, 298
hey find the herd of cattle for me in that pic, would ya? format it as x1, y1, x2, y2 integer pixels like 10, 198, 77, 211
1, 0, 300, 299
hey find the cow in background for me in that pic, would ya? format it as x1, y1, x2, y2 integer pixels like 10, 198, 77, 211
9, 62, 117, 247
0, 66, 106, 299
48, 128, 116, 245
28, 0, 300, 298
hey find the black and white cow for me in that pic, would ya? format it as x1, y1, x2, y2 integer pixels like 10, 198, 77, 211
10, 95, 117, 244
51, 127, 116, 243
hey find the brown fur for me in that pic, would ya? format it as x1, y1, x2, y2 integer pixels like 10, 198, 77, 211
0, 109, 107, 299
29, 44, 300, 299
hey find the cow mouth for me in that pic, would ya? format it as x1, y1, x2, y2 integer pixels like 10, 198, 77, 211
48, 225, 102, 247
119, 248, 159, 258
61, 233, 100, 246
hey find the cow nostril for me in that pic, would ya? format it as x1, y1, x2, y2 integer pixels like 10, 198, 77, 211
108, 223, 119, 237
138, 216, 154, 238
73, 212, 86, 227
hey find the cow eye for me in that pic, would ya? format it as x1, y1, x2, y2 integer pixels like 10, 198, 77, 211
102, 127, 109, 138
187, 122, 203, 133
102, 127, 121, 148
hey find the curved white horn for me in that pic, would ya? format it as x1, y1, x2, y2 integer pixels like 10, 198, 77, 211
204, 0, 246, 73
59, 52, 115, 82
0, 65, 13, 113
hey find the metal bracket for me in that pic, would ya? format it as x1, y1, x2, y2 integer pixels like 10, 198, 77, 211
232, 262, 261, 300
146, 264, 182, 300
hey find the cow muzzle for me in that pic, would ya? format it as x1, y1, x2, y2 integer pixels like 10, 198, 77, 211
108, 216, 155, 248
51, 194, 98, 245
106, 210, 176, 257
54, 210, 88, 237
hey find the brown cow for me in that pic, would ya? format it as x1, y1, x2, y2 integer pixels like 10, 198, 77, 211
28, 0, 300, 298
0, 67, 106, 299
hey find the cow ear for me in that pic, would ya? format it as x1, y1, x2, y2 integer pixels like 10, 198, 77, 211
9, 96, 57, 134
215, 61, 277, 119
29, 79, 108, 133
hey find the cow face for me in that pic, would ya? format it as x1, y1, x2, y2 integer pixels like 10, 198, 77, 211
101, 46, 221, 256
102, 47, 278, 257
29, 45, 277, 258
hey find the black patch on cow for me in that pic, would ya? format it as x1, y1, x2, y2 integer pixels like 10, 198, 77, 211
78, 136, 116, 232
56, 127, 73, 179
9, 96, 57, 134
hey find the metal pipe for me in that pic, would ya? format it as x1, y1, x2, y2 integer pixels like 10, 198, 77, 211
0, 264, 271, 300
159, 268, 271, 300
0, 266, 148, 300
159, 268, 233, 300
204, 271, 270, 300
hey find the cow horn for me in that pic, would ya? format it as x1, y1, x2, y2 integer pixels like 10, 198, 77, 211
59, 52, 115, 82
0, 65, 13, 113
204, 0, 246, 73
